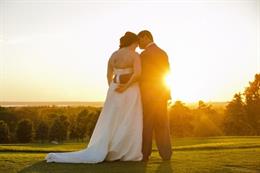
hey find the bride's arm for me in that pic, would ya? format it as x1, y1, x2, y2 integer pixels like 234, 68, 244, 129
107, 57, 113, 86
115, 53, 141, 93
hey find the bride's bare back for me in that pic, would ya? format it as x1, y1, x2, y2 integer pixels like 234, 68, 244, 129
109, 48, 137, 69
107, 48, 141, 86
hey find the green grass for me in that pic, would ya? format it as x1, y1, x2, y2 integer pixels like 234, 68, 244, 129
0, 137, 260, 173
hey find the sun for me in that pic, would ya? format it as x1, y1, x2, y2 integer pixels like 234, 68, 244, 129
163, 71, 218, 103
164, 72, 174, 90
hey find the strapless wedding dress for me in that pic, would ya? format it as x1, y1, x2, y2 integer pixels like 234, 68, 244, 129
45, 68, 143, 163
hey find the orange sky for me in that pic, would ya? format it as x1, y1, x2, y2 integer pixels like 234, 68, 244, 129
0, 0, 259, 102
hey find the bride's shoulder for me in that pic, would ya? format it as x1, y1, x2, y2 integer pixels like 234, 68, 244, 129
111, 48, 126, 56
109, 50, 120, 60
112, 50, 119, 56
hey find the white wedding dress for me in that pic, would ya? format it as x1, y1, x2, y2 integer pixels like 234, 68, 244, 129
45, 68, 143, 163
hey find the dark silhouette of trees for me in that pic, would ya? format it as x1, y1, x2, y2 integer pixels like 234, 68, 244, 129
75, 110, 89, 141
169, 101, 194, 137
223, 93, 254, 135
224, 74, 260, 135
35, 120, 49, 143
169, 100, 224, 137
0, 107, 17, 142
87, 110, 100, 138
69, 120, 79, 141
69, 109, 100, 141
0, 120, 10, 143
193, 101, 223, 137
244, 74, 260, 135
49, 115, 70, 143
16, 119, 33, 143
0, 106, 101, 143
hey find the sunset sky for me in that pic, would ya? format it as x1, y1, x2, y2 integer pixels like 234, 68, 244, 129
0, 0, 259, 102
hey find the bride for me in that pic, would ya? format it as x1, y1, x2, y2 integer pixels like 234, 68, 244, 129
45, 32, 143, 163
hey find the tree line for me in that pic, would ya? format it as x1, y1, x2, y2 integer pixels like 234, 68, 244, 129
169, 74, 260, 137
0, 106, 101, 143
0, 74, 259, 143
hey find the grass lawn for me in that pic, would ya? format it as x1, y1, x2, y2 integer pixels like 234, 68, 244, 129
0, 136, 260, 173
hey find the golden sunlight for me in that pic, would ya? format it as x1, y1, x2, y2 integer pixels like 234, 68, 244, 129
164, 72, 174, 89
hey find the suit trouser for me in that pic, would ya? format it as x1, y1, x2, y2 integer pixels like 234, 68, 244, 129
141, 96, 172, 160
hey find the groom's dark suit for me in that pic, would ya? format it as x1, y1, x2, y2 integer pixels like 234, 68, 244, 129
140, 43, 172, 160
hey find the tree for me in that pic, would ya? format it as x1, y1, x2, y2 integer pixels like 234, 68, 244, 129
75, 109, 89, 141
16, 119, 33, 143
244, 73, 260, 135
192, 101, 223, 137
35, 120, 49, 143
223, 93, 254, 135
197, 100, 217, 114
69, 120, 79, 141
87, 111, 100, 138
76, 109, 89, 140
69, 109, 100, 141
59, 115, 70, 141
169, 101, 194, 137
0, 120, 9, 143
49, 115, 69, 142
193, 113, 223, 137
0, 107, 17, 134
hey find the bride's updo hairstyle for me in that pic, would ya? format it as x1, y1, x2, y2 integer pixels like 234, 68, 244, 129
119, 32, 138, 49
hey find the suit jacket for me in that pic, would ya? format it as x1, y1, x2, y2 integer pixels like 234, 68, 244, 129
140, 43, 171, 102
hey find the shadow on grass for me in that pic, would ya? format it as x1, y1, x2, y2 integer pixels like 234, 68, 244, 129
18, 160, 173, 173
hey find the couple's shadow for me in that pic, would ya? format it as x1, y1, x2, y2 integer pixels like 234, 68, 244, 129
18, 160, 173, 173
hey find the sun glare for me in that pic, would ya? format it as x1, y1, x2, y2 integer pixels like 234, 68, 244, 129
164, 73, 174, 90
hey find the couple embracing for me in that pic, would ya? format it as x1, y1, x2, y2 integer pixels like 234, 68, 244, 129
46, 30, 172, 163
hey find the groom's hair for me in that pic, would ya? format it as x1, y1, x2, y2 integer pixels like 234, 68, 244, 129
138, 30, 154, 41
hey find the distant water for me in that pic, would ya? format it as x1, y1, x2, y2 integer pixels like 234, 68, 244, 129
0, 101, 104, 107
0, 101, 228, 109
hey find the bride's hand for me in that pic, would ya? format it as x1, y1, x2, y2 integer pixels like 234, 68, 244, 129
115, 84, 127, 93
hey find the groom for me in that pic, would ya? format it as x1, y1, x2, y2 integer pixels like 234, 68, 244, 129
138, 30, 172, 161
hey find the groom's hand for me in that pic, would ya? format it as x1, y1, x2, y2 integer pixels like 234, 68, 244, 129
115, 84, 127, 93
